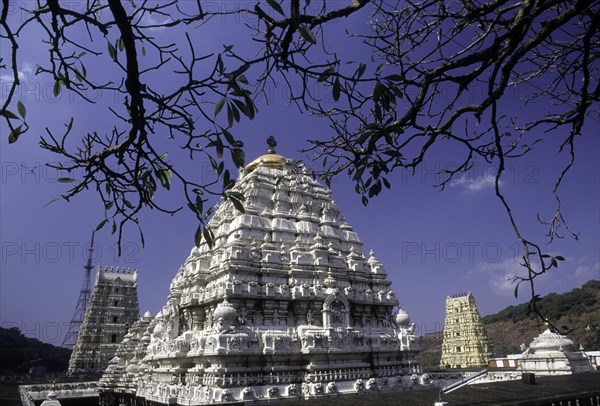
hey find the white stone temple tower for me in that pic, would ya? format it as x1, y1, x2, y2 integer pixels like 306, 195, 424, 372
440, 292, 490, 369
99, 142, 425, 404
68, 266, 140, 373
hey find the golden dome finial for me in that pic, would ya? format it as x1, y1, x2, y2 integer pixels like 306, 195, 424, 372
244, 136, 285, 173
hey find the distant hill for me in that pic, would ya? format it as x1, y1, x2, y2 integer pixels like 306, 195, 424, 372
0, 327, 71, 374
417, 280, 600, 370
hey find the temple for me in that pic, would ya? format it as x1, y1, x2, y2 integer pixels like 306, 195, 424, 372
519, 328, 596, 375
99, 142, 427, 405
68, 266, 140, 374
440, 292, 490, 369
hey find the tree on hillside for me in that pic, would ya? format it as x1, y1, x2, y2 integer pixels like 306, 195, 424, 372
1, 0, 598, 331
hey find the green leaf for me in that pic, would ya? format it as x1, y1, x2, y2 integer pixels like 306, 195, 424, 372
145, 174, 156, 192
232, 98, 249, 117
74, 68, 84, 82
194, 223, 203, 247
96, 219, 108, 231
317, 67, 334, 83
223, 169, 231, 188
385, 74, 403, 81
8, 125, 22, 144
209, 155, 218, 172
141, 46, 146, 56
227, 103, 234, 127
112, 220, 117, 235
361, 196, 369, 206
0, 110, 19, 120
555, 255, 565, 261
194, 195, 204, 214
355, 63, 366, 79
138, 223, 145, 247
231, 103, 240, 123
214, 98, 226, 117
17, 101, 26, 119
233, 63, 250, 77
156, 168, 172, 190
118, 37, 125, 52
244, 96, 255, 119
298, 25, 317, 44
123, 198, 135, 209
266, 0, 285, 15
44, 196, 66, 207
332, 78, 341, 101
223, 130, 236, 145
203, 226, 214, 247
57, 177, 76, 183
373, 81, 384, 102
228, 193, 245, 213
107, 40, 117, 61
514, 283, 519, 299
53, 81, 61, 97
231, 148, 245, 168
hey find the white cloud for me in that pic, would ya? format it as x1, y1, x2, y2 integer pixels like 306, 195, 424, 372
139, 12, 172, 31
574, 262, 600, 279
450, 175, 498, 193
474, 259, 525, 295
1, 62, 34, 84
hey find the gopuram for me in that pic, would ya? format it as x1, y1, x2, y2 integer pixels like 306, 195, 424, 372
69, 266, 140, 374
440, 292, 490, 369
99, 141, 427, 404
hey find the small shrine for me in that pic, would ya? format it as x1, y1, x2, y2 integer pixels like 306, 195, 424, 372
519, 328, 595, 375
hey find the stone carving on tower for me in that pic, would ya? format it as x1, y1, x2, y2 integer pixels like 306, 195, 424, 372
99, 142, 426, 404
68, 266, 140, 374
440, 292, 491, 369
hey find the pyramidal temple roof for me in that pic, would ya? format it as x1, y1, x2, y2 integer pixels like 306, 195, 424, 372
179, 144, 383, 283
99, 142, 423, 405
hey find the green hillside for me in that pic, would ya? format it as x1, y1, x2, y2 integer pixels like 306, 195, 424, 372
0, 326, 71, 374
483, 280, 600, 326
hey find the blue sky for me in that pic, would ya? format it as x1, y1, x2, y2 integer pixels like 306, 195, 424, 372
1, 1, 599, 346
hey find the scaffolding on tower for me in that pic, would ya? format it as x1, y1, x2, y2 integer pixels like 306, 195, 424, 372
61, 231, 95, 348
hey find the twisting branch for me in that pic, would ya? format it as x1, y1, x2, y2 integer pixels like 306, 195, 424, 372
2, 1, 598, 331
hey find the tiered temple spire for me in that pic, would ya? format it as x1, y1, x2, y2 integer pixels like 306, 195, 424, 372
67, 262, 140, 373
440, 292, 491, 369
99, 141, 426, 404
